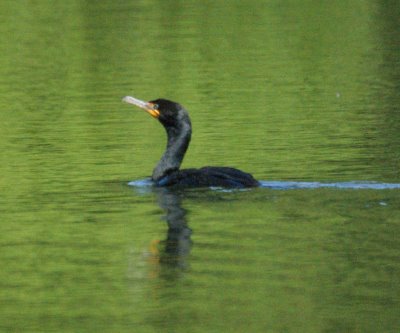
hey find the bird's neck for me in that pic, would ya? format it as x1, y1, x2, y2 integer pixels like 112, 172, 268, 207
152, 122, 191, 181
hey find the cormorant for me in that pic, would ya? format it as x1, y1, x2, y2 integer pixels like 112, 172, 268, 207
123, 96, 259, 188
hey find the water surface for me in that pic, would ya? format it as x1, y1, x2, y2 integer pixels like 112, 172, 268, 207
1, 1, 400, 332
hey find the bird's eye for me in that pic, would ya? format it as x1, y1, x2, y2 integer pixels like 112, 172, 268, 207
152, 103, 159, 110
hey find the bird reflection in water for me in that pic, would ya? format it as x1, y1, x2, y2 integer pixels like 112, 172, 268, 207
149, 188, 192, 275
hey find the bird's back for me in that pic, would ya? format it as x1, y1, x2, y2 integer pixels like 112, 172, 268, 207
155, 166, 259, 188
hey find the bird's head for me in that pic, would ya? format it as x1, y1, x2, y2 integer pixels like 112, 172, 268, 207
123, 96, 190, 129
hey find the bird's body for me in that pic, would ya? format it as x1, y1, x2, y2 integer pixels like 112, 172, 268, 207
123, 96, 259, 188
155, 166, 259, 188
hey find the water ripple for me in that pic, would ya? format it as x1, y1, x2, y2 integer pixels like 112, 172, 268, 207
128, 179, 400, 190
259, 181, 400, 190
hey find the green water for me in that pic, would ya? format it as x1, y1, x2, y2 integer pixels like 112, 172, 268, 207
1, 1, 400, 332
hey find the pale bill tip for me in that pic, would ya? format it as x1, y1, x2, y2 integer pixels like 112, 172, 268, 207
122, 96, 148, 109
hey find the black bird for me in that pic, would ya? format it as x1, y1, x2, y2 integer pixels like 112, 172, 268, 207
123, 96, 259, 188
